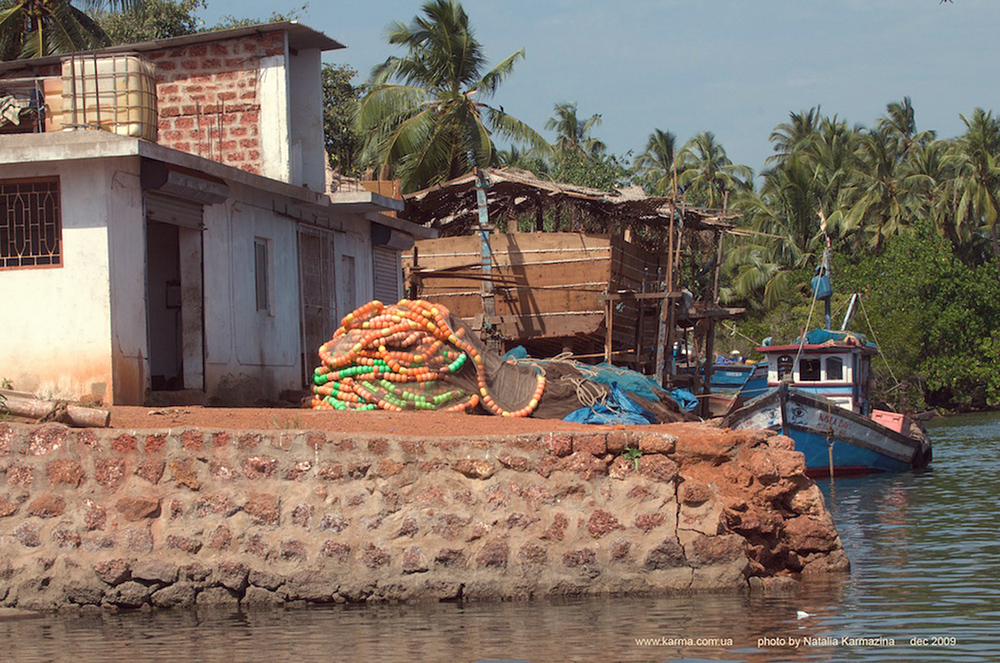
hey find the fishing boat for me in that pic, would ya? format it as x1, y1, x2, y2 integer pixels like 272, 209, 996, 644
721, 327, 932, 477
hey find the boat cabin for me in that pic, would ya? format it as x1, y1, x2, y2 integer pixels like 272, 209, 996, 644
759, 330, 878, 414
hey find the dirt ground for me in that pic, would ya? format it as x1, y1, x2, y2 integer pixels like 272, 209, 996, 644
104, 405, 704, 437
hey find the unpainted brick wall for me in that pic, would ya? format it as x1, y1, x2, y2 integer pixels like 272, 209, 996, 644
148, 31, 286, 176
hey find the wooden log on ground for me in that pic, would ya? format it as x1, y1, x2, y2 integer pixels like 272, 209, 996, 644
1, 391, 111, 428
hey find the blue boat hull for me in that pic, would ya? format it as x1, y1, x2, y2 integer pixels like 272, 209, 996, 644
721, 384, 932, 477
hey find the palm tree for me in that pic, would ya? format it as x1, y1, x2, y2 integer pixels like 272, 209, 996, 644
830, 128, 931, 251
949, 108, 1000, 258
356, 0, 549, 192
877, 97, 935, 159
635, 128, 676, 195
766, 106, 822, 165
545, 102, 605, 157
0, 0, 138, 60
677, 131, 752, 207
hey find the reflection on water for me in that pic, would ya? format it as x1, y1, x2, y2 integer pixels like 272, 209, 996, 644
1, 413, 998, 662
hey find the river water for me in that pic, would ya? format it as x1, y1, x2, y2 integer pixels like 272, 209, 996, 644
1, 413, 997, 662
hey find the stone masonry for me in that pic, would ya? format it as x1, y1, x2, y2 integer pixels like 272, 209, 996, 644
0, 421, 848, 612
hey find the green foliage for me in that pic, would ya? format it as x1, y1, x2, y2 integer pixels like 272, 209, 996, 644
0, 0, 134, 59
840, 222, 1000, 410
623, 445, 643, 470
213, 4, 306, 29
549, 148, 630, 192
322, 63, 363, 177
95, 0, 203, 43
357, 0, 549, 193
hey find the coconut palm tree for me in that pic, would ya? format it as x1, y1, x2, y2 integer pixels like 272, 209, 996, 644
634, 128, 676, 195
545, 102, 605, 158
949, 108, 1000, 258
877, 97, 935, 159
0, 0, 139, 60
356, 0, 549, 193
830, 128, 932, 251
677, 131, 752, 208
766, 106, 822, 165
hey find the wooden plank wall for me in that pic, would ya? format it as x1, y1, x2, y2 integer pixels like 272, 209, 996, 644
404, 232, 613, 340
609, 234, 666, 370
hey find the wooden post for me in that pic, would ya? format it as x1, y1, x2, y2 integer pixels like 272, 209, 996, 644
655, 198, 676, 387
605, 297, 614, 363
703, 316, 717, 417
408, 246, 420, 299
475, 169, 496, 349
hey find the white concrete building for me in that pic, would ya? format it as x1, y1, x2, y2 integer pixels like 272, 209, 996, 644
0, 25, 433, 406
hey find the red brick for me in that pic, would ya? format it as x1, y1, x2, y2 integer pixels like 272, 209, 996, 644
160, 106, 181, 117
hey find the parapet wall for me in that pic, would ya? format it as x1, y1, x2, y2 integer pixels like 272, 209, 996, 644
0, 421, 848, 611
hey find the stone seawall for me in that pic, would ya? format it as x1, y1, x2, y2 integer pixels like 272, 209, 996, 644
0, 421, 848, 612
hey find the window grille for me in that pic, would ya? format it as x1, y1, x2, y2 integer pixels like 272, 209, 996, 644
0, 178, 61, 269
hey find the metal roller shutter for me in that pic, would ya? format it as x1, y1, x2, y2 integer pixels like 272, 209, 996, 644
372, 245, 401, 305
144, 191, 204, 229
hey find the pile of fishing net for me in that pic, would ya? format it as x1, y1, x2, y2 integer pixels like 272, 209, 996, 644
309, 299, 694, 423
309, 299, 544, 417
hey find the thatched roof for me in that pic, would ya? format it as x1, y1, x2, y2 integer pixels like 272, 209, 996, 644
401, 168, 735, 236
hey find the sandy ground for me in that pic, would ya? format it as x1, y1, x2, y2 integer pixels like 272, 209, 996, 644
103, 405, 705, 437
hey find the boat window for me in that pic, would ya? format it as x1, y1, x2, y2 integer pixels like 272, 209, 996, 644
799, 358, 821, 381
826, 356, 844, 381
777, 355, 793, 380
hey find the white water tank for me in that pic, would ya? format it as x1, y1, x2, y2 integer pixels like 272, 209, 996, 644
59, 53, 157, 141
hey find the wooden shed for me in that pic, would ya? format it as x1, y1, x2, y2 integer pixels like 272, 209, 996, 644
401, 168, 741, 387
405, 230, 667, 369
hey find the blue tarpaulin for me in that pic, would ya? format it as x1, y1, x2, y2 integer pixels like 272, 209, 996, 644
564, 383, 658, 425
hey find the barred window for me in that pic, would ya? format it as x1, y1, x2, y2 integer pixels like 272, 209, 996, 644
0, 178, 62, 269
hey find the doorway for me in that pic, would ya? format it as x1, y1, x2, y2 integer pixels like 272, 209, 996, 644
145, 196, 205, 393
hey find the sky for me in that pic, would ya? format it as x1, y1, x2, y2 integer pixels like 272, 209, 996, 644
199, 0, 1000, 180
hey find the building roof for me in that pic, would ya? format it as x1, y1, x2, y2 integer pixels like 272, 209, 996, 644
0, 21, 344, 75
401, 168, 736, 236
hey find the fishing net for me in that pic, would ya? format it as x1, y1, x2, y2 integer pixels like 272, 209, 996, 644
309, 300, 544, 417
